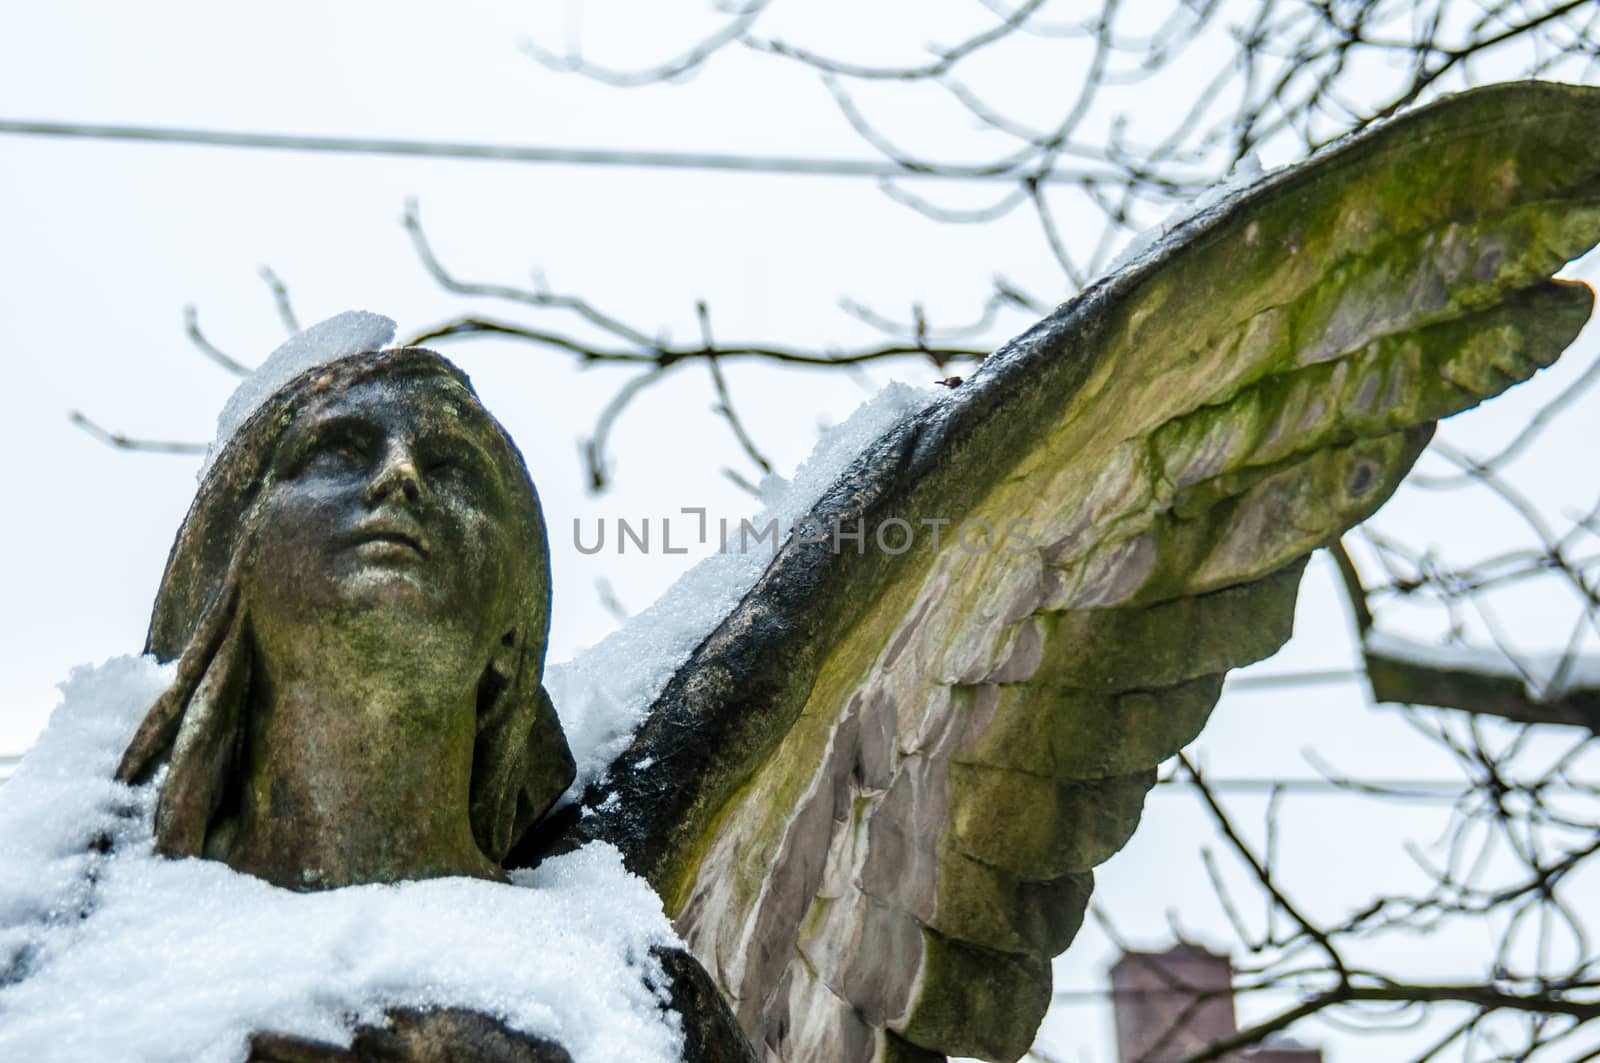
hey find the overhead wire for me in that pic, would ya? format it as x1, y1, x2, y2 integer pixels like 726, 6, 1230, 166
0, 117, 1094, 183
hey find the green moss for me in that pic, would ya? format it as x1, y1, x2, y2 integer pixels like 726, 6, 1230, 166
1037, 563, 1302, 692
927, 853, 1091, 957
643, 82, 1600, 1063
899, 932, 1051, 1061
954, 678, 1220, 785
880, 1032, 947, 1063
948, 765, 1155, 879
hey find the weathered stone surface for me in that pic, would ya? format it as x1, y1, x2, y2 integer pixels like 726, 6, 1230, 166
924, 854, 1091, 957
564, 82, 1600, 1063
654, 946, 763, 1063
953, 677, 1223, 783
1021, 561, 1303, 692
900, 934, 1051, 1062
881, 1033, 947, 1063
949, 765, 1155, 879
247, 1009, 573, 1063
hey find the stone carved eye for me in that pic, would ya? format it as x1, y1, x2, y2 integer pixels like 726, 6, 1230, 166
421, 436, 494, 498
314, 432, 368, 469
425, 452, 468, 481
291, 421, 374, 479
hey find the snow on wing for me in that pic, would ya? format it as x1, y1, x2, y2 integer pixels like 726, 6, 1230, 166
567, 82, 1600, 1062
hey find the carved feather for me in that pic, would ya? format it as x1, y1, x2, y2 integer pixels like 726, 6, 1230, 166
566, 83, 1600, 1062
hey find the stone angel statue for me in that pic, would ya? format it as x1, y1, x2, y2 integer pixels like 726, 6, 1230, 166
78, 81, 1600, 1062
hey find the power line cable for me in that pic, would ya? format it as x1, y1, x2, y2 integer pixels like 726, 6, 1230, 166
0, 117, 1082, 183
1224, 669, 1364, 690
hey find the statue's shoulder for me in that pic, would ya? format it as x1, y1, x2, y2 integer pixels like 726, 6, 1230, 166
248, 1008, 573, 1062
243, 947, 755, 1063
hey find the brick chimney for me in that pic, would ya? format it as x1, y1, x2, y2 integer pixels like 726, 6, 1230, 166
1109, 944, 1322, 1063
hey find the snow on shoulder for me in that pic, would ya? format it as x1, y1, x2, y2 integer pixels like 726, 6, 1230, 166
199, 311, 397, 481
0, 312, 941, 1061
0, 659, 685, 1063
546, 380, 940, 803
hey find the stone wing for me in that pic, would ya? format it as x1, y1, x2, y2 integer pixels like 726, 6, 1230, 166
569, 83, 1600, 1062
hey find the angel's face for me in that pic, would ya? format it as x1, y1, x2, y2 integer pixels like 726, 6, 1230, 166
245, 372, 527, 672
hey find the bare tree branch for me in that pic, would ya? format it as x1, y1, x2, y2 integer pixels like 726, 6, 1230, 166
68, 412, 205, 456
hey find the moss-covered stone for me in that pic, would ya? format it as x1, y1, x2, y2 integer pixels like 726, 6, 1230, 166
948, 765, 1155, 879
897, 933, 1051, 1062
953, 678, 1218, 784
1140, 428, 1432, 604
1028, 562, 1304, 693
926, 853, 1091, 958
563, 83, 1600, 1063
880, 1032, 946, 1063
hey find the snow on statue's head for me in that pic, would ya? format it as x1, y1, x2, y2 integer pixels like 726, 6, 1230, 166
116, 341, 573, 888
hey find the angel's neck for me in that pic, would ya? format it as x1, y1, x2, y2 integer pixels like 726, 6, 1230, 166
223, 641, 504, 890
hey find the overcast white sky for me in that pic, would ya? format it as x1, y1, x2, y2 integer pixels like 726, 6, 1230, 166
3, 3, 1599, 1060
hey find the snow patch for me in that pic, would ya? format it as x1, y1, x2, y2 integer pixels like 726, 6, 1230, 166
0, 658, 683, 1063
200, 311, 397, 481
0, 314, 942, 1058
547, 381, 940, 801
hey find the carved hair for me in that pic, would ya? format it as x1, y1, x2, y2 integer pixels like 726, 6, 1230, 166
116, 348, 574, 866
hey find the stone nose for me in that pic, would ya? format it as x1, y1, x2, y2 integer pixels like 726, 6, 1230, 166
363, 443, 424, 507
